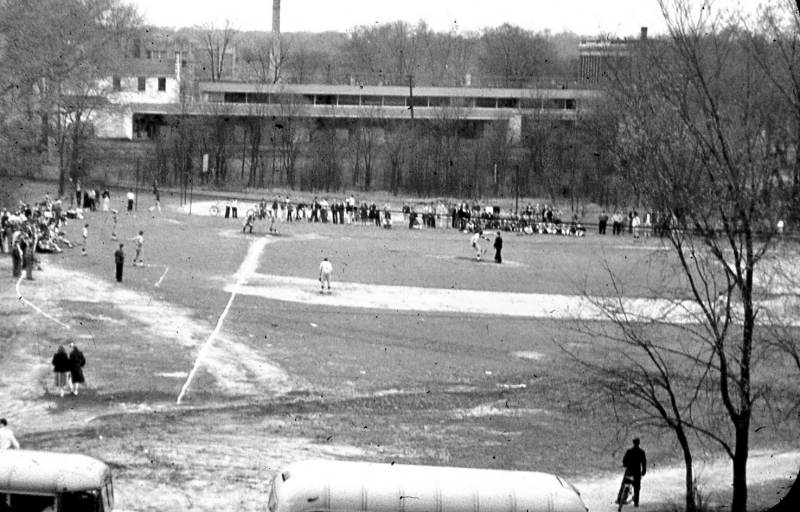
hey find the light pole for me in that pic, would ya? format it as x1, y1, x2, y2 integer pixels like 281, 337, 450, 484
189, 172, 193, 215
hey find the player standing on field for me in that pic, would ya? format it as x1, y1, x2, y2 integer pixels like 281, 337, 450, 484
470, 230, 490, 261
131, 230, 144, 267
319, 257, 333, 292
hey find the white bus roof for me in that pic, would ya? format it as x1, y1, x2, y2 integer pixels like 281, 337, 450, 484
272, 460, 587, 512
0, 450, 110, 494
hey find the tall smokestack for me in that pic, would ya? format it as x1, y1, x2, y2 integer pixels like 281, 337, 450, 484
271, 0, 281, 82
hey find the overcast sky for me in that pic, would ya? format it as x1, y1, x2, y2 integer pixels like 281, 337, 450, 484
130, 0, 757, 36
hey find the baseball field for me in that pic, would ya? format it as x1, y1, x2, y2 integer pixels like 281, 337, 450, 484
1, 178, 797, 512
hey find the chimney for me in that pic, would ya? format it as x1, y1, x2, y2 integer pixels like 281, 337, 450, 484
640, 26, 648, 40
271, 0, 281, 81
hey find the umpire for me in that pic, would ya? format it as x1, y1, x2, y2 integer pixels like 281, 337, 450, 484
114, 244, 125, 282
623, 438, 647, 507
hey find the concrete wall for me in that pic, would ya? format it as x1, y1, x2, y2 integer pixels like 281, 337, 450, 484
99, 76, 180, 105
92, 107, 133, 139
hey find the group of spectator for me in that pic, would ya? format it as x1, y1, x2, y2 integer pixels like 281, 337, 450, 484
1, 195, 82, 280
229, 195, 596, 236
70, 178, 116, 213
242, 195, 394, 228
598, 210, 658, 238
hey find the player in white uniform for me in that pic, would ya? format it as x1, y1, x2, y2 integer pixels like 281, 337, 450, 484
470, 230, 490, 261
319, 257, 333, 291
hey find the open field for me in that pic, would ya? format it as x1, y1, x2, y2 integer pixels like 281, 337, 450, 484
1, 178, 798, 512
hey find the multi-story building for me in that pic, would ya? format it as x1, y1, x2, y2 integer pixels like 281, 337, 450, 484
87, 29, 603, 144
579, 27, 647, 83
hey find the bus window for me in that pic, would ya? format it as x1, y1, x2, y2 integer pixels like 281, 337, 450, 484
5, 493, 55, 511
60, 490, 100, 512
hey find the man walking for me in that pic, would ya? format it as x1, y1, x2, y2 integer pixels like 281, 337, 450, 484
0, 418, 20, 449
493, 231, 503, 264
126, 189, 135, 213
622, 438, 647, 507
131, 231, 144, 267
319, 257, 333, 292
114, 244, 125, 282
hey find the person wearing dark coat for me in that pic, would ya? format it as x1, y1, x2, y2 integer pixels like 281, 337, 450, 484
622, 438, 647, 507
21, 236, 34, 280
114, 244, 125, 282
68, 343, 86, 395
11, 240, 22, 278
51, 346, 71, 397
493, 231, 503, 264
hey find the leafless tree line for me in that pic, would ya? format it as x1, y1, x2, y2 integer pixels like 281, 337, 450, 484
564, 2, 800, 512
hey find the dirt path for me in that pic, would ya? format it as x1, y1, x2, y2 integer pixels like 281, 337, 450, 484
572, 450, 799, 511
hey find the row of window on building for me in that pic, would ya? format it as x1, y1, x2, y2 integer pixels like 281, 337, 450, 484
206, 92, 578, 110
112, 76, 168, 93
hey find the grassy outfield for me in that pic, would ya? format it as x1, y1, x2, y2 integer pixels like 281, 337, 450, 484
1, 178, 797, 512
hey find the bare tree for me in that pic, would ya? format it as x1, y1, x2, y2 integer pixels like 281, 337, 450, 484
349, 118, 381, 191
577, 2, 800, 512
0, 0, 139, 190
239, 32, 292, 84
384, 124, 410, 196
197, 20, 236, 81
479, 24, 558, 87
748, 0, 800, 224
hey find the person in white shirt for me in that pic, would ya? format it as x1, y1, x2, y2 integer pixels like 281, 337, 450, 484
130, 230, 144, 266
0, 418, 20, 450
126, 190, 135, 213
470, 230, 490, 261
319, 257, 333, 292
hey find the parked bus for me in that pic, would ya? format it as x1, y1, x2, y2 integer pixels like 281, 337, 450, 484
0, 450, 114, 512
268, 460, 588, 512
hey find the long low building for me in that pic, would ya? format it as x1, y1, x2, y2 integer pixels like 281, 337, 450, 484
93, 68, 602, 141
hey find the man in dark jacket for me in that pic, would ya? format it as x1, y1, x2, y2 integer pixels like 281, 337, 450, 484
493, 231, 503, 264
114, 244, 125, 282
622, 438, 647, 507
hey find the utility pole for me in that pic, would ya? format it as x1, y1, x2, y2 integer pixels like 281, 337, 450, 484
135, 158, 140, 212
189, 172, 193, 215
407, 74, 415, 126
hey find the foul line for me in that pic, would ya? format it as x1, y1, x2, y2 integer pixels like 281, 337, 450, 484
176, 238, 267, 404
16, 275, 71, 330
154, 266, 169, 288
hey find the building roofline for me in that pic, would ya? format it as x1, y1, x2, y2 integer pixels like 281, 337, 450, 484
198, 82, 602, 99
